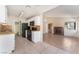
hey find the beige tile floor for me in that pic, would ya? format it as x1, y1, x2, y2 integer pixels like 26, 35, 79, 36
44, 33, 79, 54
12, 36, 71, 54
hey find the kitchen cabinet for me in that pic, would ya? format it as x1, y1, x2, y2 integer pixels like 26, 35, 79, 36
0, 5, 6, 23
0, 33, 15, 53
32, 31, 42, 43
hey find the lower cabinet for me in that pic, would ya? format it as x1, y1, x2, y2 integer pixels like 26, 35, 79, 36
0, 34, 15, 53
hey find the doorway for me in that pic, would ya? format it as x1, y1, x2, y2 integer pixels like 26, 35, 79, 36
48, 23, 52, 33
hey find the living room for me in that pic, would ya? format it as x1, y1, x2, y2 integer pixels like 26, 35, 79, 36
0, 5, 79, 54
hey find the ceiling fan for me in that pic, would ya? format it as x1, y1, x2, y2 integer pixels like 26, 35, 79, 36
18, 11, 24, 17
17, 5, 31, 17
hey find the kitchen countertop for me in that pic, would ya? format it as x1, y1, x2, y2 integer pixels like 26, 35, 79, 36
0, 32, 15, 35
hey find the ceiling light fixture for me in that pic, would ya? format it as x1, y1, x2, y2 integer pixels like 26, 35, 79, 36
25, 5, 31, 8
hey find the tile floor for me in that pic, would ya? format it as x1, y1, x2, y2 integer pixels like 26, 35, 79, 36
12, 33, 79, 54
12, 36, 71, 54
44, 33, 79, 54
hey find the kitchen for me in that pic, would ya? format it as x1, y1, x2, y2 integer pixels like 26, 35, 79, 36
0, 5, 43, 53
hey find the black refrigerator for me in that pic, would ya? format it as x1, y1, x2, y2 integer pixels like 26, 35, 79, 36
27, 21, 34, 41
22, 23, 28, 37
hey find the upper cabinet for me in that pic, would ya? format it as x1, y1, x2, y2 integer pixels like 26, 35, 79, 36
0, 5, 6, 23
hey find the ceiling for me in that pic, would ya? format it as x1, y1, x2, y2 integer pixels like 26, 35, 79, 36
44, 5, 79, 17
7, 5, 58, 19
7, 5, 79, 19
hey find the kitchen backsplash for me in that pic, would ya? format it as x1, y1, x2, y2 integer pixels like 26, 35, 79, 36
0, 24, 12, 32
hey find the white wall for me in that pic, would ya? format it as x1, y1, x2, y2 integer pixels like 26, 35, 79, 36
43, 17, 58, 34
43, 19, 48, 33
0, 5, 6, 23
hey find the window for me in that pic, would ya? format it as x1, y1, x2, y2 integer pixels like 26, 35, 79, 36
65, 22, 76, 30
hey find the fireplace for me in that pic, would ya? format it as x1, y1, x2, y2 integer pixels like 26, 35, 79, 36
54, 27, 64, 35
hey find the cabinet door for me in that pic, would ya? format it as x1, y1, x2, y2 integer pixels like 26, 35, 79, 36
0, 34, 15, 53
30, 21, 34, 26
0, 6, 6, 23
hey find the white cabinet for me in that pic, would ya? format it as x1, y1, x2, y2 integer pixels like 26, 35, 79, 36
0, 5, 6, 23
32, 31, 43, 43
0, 34, 15, 53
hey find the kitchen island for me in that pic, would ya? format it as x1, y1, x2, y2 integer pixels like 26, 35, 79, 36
0, 32, 15, 53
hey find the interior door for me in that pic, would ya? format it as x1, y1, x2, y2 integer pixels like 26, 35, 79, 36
48, 23, 52, 33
